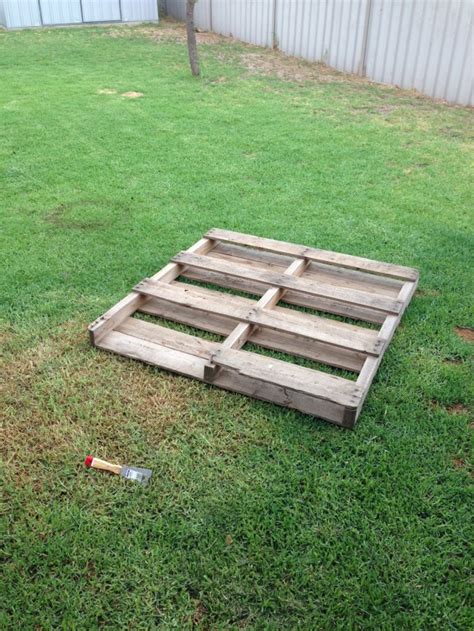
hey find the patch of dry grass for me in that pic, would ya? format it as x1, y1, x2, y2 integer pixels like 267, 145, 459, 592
2, 321, 194, 488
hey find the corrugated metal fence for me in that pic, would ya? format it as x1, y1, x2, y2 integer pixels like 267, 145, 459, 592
0, 0, 158, 28
165, 0, 473, 106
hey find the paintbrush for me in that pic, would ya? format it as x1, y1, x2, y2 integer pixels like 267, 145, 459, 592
84, 455, 152, 485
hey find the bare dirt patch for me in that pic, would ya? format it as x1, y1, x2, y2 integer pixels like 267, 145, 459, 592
45, 201, 108, 230
443, 357, 463, 365
446, 403, 470, 415
105, 21, 224, 45
416, 288, 441, 298
122, 91, 144, 98
452, 457, 473, 477
454, 326, 474, 342
191, 602, 208, 626
430, 400, 470, 415
375, 105, 398, 115
239, 50, 346, 83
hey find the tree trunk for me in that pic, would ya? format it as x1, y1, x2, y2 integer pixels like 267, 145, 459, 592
186, 1, 200, 77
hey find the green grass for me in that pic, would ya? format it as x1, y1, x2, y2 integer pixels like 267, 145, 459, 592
1, 20, 473, 629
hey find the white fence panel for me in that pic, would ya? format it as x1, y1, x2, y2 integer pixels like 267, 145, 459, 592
195, 0, 211, 30
81, 0, 121, 22
39, 0, 81, 25
276, 0, 367, 73
365, 0, 472, 104
213, 0, 273, 47
121, 0, 158, 22
3, 0, 42, 27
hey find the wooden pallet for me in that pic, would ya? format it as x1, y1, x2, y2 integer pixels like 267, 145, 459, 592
88, 229, 418, 428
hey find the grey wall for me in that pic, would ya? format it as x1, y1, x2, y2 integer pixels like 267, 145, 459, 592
165, 0, 473, 106
0, 0, 159, 28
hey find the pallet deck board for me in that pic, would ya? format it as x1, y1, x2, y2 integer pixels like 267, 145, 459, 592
172, 251, 404, 314
181, 267, 389, 324
206, 228, 419, 281
89, 229, 418, 428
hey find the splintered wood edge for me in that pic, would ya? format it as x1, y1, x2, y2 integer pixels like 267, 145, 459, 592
88, 229, 418, 428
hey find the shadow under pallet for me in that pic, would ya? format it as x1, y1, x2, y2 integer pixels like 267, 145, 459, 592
88, 228, 418, 428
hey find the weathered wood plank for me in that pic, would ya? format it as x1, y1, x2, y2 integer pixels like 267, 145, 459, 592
172, 252, 404, 314
206, 228, 419, 281
134, 279, 384, 355
117, 317, 219, 359
97, 330, 208, 379
210, 347, 363, 408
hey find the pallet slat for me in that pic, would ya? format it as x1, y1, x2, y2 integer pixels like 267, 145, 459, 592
211, 347, 362, 407
210, 243, 404, 297
172, 251, 404, 315
206, 228, 419, 281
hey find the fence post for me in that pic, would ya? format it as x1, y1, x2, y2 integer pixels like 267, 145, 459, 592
37, 0, 44, 25
272, 0, 278, 49
358, 0, 373, 76
209, 0, 213, 31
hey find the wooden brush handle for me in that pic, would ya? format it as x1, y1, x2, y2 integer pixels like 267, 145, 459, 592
87, 457, 122, 475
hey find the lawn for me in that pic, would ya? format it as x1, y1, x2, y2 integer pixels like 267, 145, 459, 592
1, 19, 473, 629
